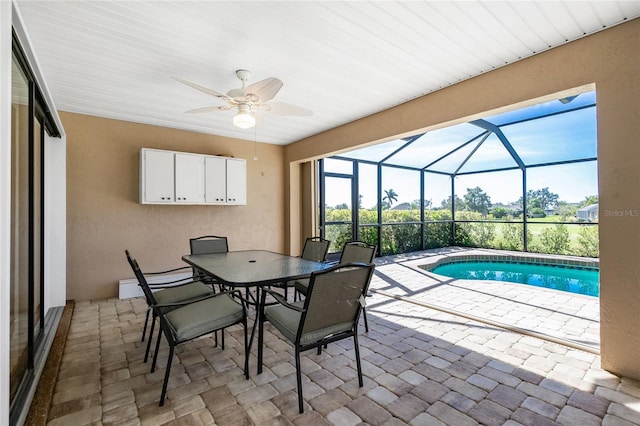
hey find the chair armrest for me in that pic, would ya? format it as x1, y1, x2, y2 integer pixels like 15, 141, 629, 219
262, 288, 305, 312
152, 289, 241, 309
145, 277, 209, 288
143, 266, 192, 275
152, 293, 217, 309
146, 276, 197, 286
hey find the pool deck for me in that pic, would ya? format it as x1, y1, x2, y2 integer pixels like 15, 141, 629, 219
40, 248, 640, 426
370, 247, 600, 352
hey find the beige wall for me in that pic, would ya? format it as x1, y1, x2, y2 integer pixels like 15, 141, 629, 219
285, 19, 640, 380
63, 112, 285, 301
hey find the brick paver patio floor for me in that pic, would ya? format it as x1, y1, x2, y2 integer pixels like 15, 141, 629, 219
44, 250, 639, 425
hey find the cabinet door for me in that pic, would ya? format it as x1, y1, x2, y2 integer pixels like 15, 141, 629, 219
141, 149, 174, 203
226, 158, 247, 205
175, 153, 205, 203
205, 156, 227, 204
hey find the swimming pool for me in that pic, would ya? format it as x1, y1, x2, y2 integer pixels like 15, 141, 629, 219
431, 260, 599, 297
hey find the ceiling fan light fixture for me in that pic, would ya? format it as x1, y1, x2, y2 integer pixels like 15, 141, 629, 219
233, 105, 255, 129
176, 69, 312, 129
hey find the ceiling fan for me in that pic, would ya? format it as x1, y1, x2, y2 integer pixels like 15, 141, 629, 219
174, 69, 313, 129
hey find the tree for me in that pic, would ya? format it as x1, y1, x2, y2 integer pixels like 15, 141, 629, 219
581, 195, 598, 207
440, 195, 465, 211
529, 187, 559, 211
556, 201, 577, 220
382, 189, 398, 209
464, 187, 492, 215
334, 203, 349, 210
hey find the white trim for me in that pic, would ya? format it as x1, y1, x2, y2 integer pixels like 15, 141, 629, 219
3, 2, 67, 424
44, 131, 66, 310
11, 2, 65, 138
1, 2, 13, 423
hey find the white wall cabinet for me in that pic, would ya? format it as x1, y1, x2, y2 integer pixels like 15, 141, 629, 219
204, 156, 247, 205
140, 148, 246, 205
204, 156, 227, 204
226, 158, 247, 205
141, 149, 175, 203
174, 153, 205, 203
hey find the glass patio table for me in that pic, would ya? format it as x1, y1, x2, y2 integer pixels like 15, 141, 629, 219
182, 250, 330, 353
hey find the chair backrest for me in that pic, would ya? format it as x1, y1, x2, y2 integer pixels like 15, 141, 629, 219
300, 237, 330, 262
298, 263, 374, 341
339, 241, 376, 264
125, 250, 158, 307
190, 236, 229, 280
189, 235, 229, 255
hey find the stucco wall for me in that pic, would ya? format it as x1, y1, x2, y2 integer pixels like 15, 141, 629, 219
63, 112, 285, 301
285, 19, 640, 380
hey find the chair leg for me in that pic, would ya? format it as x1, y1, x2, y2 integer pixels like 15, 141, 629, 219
362, 308, 369, 333
159, 343, 174, 406
353, 334, 363, 387
243, 318, 249, 379
151, 327, 163, 373
257, 307, 264, 375
141, 308, 150, 342
144, 314, 156, 363
221, 329, 225, 350
295, 347, 304, 414
257, 289, 272, 375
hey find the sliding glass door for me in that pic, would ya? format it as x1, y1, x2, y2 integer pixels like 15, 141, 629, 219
10, 44, 46, 410
9, 50, 30, 403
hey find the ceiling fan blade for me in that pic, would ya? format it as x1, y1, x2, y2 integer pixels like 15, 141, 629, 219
245, 77, 283, 102
184, 106, 230, 114
262, 101, 313, 116
173, 77, 233, 102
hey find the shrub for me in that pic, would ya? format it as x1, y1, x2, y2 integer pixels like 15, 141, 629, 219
491, 207, 518, 219
539, 224, 570, 254
424, 222, 452, 248
500, 224, 523, 250
529, 207, 546, 218
467, 222, 496, 248
576, 225, 599, 257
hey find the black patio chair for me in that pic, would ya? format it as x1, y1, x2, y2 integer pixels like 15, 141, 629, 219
275, 236, 330, 300
190, 235, 231, 346
294, 241, 376, 331
129, 252, 248, 406
189, 235, 229, 290
124, 250, 213, 362
258, 262, 375, 413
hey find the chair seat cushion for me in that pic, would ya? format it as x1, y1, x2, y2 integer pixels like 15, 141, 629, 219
265, 303, 352, 346
154, 282, 212, 305
165, 294, 244, 343
293, 278, 310, 295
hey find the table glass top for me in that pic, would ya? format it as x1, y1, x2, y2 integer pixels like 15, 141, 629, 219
182, 250, 329, 286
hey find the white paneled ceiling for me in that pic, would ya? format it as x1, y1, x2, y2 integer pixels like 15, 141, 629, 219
16, 1, 639, 145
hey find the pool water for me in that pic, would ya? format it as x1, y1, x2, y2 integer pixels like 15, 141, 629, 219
432, 261, 599, 297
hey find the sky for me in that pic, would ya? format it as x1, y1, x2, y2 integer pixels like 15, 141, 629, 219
324, 91, 598, 209
326, 161, 598, 210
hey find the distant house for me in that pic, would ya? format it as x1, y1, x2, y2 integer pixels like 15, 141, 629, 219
391, 202, 411, 210
576, 204, 599, 222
